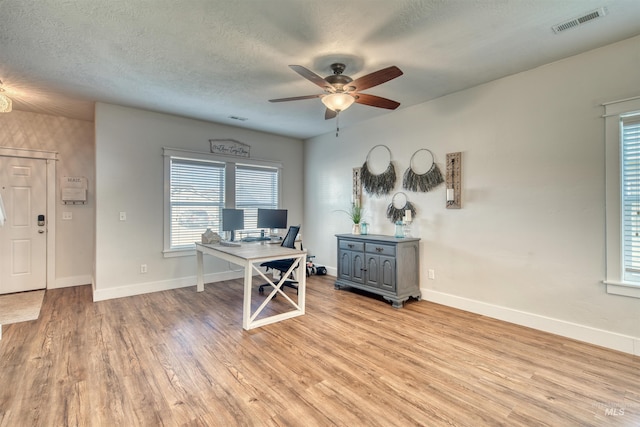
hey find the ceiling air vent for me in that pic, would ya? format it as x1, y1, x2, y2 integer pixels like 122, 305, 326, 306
552, 7, 607, 34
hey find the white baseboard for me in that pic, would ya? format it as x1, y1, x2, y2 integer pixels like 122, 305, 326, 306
92, 270, 246, 302
422, 289, 640, 356
51, 275, 92, 289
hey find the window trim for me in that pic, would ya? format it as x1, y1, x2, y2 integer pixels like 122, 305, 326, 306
603, 97, 640, 298
162, 147, 282, 257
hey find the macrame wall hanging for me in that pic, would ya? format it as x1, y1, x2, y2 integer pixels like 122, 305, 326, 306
361, 144, 396, 196
386, 192, 417, 223
403, 148, 444, 192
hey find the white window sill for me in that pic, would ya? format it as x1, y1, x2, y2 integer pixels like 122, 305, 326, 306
602, 280, 640, 299
163, 248, 195, 258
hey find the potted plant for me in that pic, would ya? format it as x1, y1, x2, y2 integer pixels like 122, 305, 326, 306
340, 203, 364, 234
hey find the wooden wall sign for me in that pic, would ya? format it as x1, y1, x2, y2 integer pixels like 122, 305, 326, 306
209, 139, 251, 158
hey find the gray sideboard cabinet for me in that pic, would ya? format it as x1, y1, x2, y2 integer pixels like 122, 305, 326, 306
335, 234, 421, 308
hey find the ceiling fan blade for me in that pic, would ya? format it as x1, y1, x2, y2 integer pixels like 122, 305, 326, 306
348, 66, 403, 92
354, 93, 401, 110
289, 65, 333, 90
269, 94, 322, 102
325, 108, 337, 120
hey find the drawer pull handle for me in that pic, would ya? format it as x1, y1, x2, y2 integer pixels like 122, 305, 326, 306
376, 247, 383, 252
348, 244, 354, 248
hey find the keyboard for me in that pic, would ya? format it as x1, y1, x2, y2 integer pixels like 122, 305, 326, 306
242, 236, 271, 242
220, 241, 241, 247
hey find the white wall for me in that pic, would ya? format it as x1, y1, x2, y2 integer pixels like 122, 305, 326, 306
0, 110, 95, 288
304, 35, 640, 355
94, 103, 303, 300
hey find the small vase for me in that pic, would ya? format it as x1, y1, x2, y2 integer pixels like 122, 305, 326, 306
394, 221, 404, 238
352, 223, 361, 235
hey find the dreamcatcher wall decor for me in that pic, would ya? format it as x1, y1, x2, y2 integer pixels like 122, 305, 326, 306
386, 192, 417, 223
403, 148, 444, 192
361, 144, 396, 196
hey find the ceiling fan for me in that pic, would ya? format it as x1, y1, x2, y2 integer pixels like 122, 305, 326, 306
269, 63, 403, 120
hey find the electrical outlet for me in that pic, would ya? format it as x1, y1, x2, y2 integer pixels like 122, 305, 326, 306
140, 264, 147, 274
428, 269, 435, 280
119, 212, 127, 221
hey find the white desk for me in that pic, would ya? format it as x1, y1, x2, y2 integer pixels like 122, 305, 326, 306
195, 242, 307, 330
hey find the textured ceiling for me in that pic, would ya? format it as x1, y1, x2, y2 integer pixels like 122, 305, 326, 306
1, 0, 640, 139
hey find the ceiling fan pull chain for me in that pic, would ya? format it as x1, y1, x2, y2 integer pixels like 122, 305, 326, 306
336, 113, 340, 137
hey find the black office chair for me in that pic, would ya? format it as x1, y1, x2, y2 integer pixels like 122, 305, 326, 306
259, 225, 300, 295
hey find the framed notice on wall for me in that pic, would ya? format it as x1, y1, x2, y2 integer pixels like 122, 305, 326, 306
61, 176, 87, 205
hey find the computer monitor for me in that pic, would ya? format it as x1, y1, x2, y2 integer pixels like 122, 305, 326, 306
222, 208, 244, 241
257, 209, 287, 231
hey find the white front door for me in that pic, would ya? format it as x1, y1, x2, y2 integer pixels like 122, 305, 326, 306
0, 156, 47, 294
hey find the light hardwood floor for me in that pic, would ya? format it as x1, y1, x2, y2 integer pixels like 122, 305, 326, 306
0, 276, 638, 426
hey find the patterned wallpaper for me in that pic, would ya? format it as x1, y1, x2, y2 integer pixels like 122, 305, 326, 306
0, 110, 95, 285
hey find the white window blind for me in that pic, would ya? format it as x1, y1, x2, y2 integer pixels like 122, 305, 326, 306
236, 164, 279, 232
170, 158, 225, 249
622, 115, 640, 282
163, 148, 282, 255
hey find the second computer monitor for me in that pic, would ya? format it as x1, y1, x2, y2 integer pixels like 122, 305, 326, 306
257, 208, 287, 231
222, 208, 244, 241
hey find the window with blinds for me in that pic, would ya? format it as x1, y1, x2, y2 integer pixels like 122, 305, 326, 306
236, 164, 279, 233
164, 149, 282, 253
169, 158, 225, 249
622, 114, 640, 282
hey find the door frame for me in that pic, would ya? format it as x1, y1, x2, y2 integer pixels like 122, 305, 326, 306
0, 147, 57, 289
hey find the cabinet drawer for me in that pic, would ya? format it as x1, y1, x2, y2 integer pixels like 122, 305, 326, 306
365, 243, 396, 256
340, 240, 364, 251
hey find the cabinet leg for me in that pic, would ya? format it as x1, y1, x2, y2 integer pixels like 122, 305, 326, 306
384, 297, 404, 309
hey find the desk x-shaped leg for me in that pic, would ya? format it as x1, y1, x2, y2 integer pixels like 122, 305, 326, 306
243, 253, 306, 330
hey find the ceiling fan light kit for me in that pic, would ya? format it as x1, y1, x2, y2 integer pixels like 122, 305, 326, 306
321, 93, 355, 112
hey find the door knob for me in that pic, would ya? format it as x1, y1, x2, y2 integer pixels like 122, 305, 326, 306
38, 229, 45, 234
